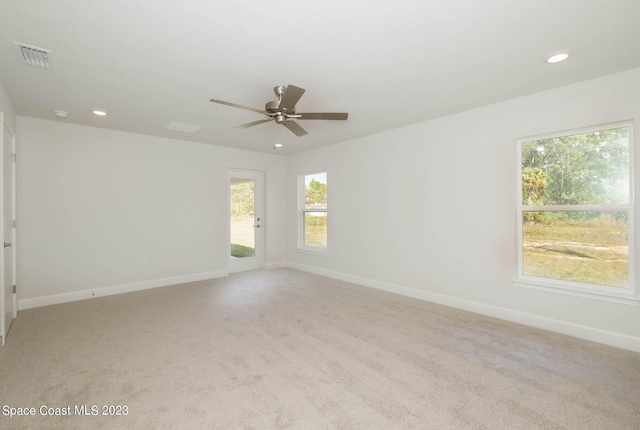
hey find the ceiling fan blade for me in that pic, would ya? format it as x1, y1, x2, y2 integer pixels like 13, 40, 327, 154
234, 119, 273, 129
210, 98, 265, 114
279, 85, 305, 112
282, 120, 308, 137
297, 112, 348, 120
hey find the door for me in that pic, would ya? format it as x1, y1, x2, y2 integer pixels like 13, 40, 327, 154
1, 114, 16, 346
229, 169, 263, 273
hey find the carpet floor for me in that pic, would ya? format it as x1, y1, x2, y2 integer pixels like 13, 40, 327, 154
0, 268, 639, 429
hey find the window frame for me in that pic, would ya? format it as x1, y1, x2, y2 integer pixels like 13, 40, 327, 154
298, 171, 328, 253
514, 120, 638, 305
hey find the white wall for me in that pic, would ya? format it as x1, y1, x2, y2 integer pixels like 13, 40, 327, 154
17, 117, 286, 302
12, 68, 640, 349
0, 79, 17, 133
286, 67, 640, 344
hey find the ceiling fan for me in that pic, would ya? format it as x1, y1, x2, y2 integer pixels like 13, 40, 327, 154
210, 85, 348, 137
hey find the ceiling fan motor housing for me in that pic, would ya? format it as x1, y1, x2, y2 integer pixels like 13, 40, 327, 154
266, 99, 294, 123
265, 100, 283, 113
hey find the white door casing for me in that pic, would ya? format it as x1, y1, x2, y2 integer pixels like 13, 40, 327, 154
1, 113, 16, 346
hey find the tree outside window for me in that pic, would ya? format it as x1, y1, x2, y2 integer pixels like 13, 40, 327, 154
517, 122, 635, 301
300, 172, 327, 250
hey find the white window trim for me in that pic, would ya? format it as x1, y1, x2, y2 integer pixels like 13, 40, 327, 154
297, 171, 328, 253
514, 120, 638, 305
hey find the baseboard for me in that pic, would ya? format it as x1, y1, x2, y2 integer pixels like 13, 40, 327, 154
286, 262, 640, 353
263, 261, 288, 270
18, 270, 229, 310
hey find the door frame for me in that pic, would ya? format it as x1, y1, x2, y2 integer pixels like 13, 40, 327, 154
0, 113, 17, 346
228, 169, 264, 273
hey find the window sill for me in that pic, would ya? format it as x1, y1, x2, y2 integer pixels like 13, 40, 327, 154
513, 277, 639, 306
297, 246, 328, 255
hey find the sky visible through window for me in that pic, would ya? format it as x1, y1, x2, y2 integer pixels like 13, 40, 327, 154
305, 172, 326, 187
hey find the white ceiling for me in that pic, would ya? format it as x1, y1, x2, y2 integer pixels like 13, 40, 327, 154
1, 1, 639, 155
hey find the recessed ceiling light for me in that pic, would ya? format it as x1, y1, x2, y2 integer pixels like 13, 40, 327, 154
92, 109, 108, 116
546, 49, 571, 64
53, 110, 68, 119
274, 143, 283, 149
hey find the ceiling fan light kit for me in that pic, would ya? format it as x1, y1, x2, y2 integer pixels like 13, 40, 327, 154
210, 84, 348, 137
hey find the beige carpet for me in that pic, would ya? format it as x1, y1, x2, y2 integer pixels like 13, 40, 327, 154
0, 269, 639, 429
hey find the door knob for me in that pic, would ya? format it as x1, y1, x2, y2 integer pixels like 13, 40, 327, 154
3, 242, 11, 248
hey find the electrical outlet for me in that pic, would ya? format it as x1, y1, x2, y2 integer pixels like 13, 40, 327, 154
472, 270, 480, 280
140, 256, 147, 265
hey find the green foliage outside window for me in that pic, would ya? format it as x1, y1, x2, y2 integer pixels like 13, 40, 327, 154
519, 125, 631, 288
521, 127, 629, 209
303, 174, 327, 248
305, 179, 327, 207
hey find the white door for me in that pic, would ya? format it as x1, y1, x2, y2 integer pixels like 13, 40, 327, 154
1, 114, 16, 346
229, 169, 263, 273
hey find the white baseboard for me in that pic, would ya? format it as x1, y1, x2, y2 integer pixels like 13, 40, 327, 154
287, 262, 640, 353
263, 261, 288, 270
18, 270, 229, 310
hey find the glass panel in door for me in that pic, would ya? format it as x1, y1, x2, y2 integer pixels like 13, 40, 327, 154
229, 170, 262, 273
230, 178, 256, 259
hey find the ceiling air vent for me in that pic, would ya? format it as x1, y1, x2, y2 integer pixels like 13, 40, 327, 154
164, 121, 205, 134
13, 42, 52, 69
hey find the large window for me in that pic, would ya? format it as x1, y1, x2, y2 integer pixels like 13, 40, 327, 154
515, 121, 637, 304
299, 172, 327, 251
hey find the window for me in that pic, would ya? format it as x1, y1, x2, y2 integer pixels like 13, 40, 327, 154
515, 121, 637, 304
299, 172, 327, 251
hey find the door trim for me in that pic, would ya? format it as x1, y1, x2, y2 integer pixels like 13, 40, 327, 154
0, 113, 17, 345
